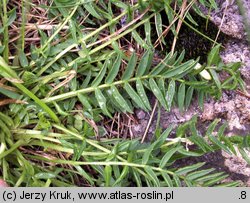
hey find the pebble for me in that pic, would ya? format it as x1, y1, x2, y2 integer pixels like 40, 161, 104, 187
136, 110, 146, 120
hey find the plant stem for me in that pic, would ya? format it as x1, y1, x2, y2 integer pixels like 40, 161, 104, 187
0, 140, 27, 159
42, 75, 151, 103
2, 0, 9, 62
25, 154, 176, 177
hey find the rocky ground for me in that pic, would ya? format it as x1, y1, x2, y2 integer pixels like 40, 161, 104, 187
132, 0, 250, 186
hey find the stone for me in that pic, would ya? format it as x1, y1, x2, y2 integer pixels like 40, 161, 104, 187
200, 0, 250, 39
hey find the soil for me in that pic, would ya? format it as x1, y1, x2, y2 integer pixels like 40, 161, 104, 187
201, 0, 250, 40
131, 0, 250, 186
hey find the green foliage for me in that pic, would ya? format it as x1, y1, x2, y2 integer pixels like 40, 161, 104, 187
40, 46, 241, 116
1, 115, 249, 186
0, 0, 249, 187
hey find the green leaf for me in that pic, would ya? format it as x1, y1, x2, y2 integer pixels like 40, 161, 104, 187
142, 143, 156, 165
178, 83, 185, 113
146, 180, 154, 187
189, 122, 214, 152
91, 60, 109, 86
177, 147, 203, 157
113, 165, 121, 181
209, 0, 218, 9
69, 20, 77, 43
173, 174, 181, 186
204, 174, 229, 186
144, 20, 152, 47
205, 119, 220, 136
53, 102, 69, 116
221, 136, 236, 155
184, 179, 194, 187
157, 77, 165, 94
144, 167, 160, 187
161, 172, 173, 187
77, 93, 92, 112
176, 120, 191, 138
34, 173, 56, 179
173, 50, 185, 66
136, 80, 151, 110
207, 44, 221, 66
208, 134, 231, 154
124, 83, 147, 111
132, 170, 142, 187
198, 90, 204, 109
0, 57, 59, 122
22, 71, 38, 85
166, 79, 175, 111
0, 57, 18, 77
75, 166, 94, 185
186, 12, 198, 26
84, 2, 102, 19
163, 60, 196, 78
0, 119, 11, 136
185, 86, 194, 110
7, 8, 17, 26
110, 86, 133, 113
105, 54, 122, 83
104, 165, 112, 187
149, 78, 168, 110
176, 60, 199, 79
155, 13, 165, 44
0, 27, 3, 34
0, 87, 22, 99
0, 46, 5, 54
184, 80, 207, 87
209, 69, 221, 95
189, 135, 214, 153
136, 50, 153, 77
195, 172, 225, 182
82, 70, 92, 88
132, 30, 149, 49
155, 125, 174, 148
78, 42, 91, 60
111, 0, 128, 8
122, 52, 137, 80
168, 52, 178, 65
239, 148, 250, 165
150, 52, 171, 75
160, 146, 182, 168
113, 165, 129, 186
0, 112, 14, 126
19, 51, 29, 68
175, 162, 205, 175
186, 169, 215, 181
216, 181, 241, 187
95, 88, 111, 117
